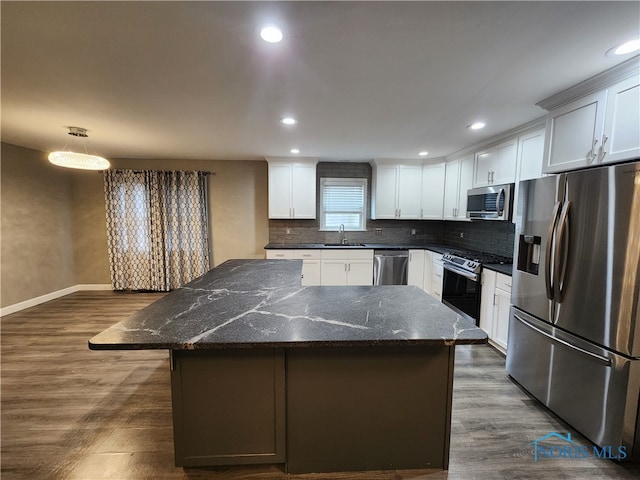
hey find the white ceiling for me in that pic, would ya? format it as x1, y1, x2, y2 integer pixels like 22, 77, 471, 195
2, 1, 639, 162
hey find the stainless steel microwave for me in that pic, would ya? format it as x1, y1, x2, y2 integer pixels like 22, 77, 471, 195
466, 184, 514, 221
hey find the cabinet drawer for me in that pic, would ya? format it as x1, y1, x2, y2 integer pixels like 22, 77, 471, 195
321, 249, 373, 260
432, 263, 443, 278
496, 273, 512, 292
266, 250, 294, 259
294, 250, 321, 260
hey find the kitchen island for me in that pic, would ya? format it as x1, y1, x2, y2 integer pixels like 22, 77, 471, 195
89, 259, 487, 474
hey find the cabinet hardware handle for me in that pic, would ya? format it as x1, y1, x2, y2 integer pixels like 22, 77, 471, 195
398, 208, 402, 217
487, 171, 491, 183
588, 138, 599, 163
292, 207, 295, 217
598, 135, 608, 162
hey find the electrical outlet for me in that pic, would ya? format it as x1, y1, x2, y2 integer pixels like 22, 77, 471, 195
286, 228, 291, 235
375, 228, 383, 236
411, 229, 416, 235
460, 232, 464, 238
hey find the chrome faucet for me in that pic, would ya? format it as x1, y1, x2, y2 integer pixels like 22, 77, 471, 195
339, 223, 348, 244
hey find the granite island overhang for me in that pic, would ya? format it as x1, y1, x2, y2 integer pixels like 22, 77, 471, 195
89, 259, 488, 473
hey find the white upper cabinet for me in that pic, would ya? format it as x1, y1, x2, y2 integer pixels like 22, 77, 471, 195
601, 76, 640, 164
517, 128, 546, 182
542, 90, 608, 173
420, 162, 445, 220
473, 139, 517, 187
267, 158, 318, 219
371, 161, 422, 220
540, 60, 640, 173
443, 155, 473, 221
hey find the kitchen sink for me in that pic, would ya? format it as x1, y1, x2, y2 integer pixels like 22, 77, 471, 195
323, 243, 367, 247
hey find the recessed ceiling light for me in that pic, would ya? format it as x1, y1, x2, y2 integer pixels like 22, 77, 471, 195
260, 26, 283, 43
281, 117, 297, 125
419, 151, 429, 157
611, 38, 640, 55
290, 148, 300, 154
468, 122, 486, 130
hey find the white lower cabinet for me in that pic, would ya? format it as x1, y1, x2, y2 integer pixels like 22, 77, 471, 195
423, 250, 433, 295
480, 269, 512, 353
430, 253, 444, 301
265, 249, 321, 286
407, 250, 425, 288
320, 250, 374, 286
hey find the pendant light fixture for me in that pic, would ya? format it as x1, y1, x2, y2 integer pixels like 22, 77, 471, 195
48, 127, 110, 170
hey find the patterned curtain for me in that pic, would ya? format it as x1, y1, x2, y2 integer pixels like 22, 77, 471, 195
104, 170, 210, 291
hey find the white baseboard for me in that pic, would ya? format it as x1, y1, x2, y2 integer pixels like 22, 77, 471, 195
0, 284, 112, 317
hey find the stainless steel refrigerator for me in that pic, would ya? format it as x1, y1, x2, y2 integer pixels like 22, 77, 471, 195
506, 160, 640, 462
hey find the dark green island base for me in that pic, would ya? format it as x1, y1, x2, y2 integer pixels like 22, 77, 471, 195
89, 260, 487, 474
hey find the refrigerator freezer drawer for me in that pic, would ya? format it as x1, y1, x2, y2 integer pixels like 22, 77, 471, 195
506, 307, 640, 459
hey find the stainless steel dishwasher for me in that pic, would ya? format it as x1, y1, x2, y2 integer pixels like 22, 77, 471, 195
373, 250, 409, 285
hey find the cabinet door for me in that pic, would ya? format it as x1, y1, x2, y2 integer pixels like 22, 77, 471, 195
457, 155, 474, 220
442, 160, 460, 220
492, 287, 511, 352
492, 140, 517, 185
268, 163, 293, 218
479, 269, 496, 335
291, 163, 317, 219
397, 165, 422, 219
420, 163, 445, 219
431, 255, 443, 301
474, 149, 494, 187
320, 260, 348, 286
301, 260, 321, 286
374, 165, 399, 219
602, 76, 640, 164
517, 128, 546, 182
407, 250, 425, 288
543, 90, 607, 173
346, 260, 374, 286
423, 250, 433, 295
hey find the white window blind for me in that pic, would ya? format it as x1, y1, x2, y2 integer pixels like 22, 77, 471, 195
320, 178, 367, 231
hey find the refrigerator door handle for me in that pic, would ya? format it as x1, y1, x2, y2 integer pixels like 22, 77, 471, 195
513, 313, 612, 367
545, 202, 562, 301
554, 201, 572, 303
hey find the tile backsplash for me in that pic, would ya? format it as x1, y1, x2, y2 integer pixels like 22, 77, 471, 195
268, 161, 516, 259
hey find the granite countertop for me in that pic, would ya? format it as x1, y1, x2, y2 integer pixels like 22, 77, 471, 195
264, 243, 452, 253
483, 263, 513, 276
89, 259, 487, 351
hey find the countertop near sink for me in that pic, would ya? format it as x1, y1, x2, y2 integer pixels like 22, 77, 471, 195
482, 263, 513, 276
264, 243, 452, 253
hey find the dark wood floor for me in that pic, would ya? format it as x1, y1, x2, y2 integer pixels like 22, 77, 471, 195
2, 291, 639, 480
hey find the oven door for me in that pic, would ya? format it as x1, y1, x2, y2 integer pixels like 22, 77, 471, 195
442, 263, 481, 325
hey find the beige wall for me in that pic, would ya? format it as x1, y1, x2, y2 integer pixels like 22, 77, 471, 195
107, 158, 269, 267
1, 143, 76, 307
71, 171, 111, 284
1, 144, 270, 308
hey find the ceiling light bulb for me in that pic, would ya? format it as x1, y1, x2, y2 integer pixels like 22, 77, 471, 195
260, 26, 283, 43
613, 39, 640, 55
281, 117, 297, 125
419, 151, 429, 157
290, 148, 300, 154
469, 122, 486, 130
